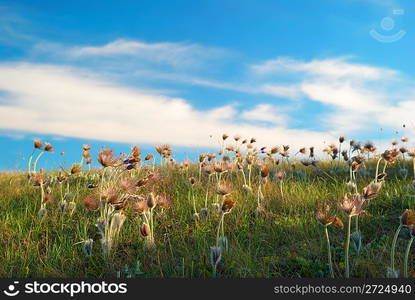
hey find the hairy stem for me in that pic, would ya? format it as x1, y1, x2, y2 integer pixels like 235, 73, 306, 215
404, 237, 414, 278
325, 225, 334, 278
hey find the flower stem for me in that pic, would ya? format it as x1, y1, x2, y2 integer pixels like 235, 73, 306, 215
404, 237, 414, 278
325, 225, 334, 278
345, 215, 352, 278
391, 224, 402, 273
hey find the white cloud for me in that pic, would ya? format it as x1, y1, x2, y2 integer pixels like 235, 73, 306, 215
66, 39, 227, 68
0, 62, 334, 150
241, 104, 287, 126
249, 56, 414, 137
251, 56, 396, 81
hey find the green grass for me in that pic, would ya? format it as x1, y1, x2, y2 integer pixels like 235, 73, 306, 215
0, 160, 414, 278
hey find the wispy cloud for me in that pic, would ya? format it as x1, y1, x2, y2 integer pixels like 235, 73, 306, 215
36, 39, 229, 69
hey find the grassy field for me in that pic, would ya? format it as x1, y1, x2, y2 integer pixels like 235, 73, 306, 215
0, 142, 414, 278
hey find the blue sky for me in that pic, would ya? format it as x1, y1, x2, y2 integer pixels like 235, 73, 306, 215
1, 0, 415, 170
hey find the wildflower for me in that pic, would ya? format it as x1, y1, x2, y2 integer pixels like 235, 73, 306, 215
71, 163, 81, 175
83, 144, 91, 151
338, 193, 365, 216
140, 223, 151, 237
316, 206, 343, 228
216, 182, 232, 196
43, 190, 53, 204
260, 163, 272, 178
147, 193, 157, 209
57, 172, 66, 183
339, 136, 345, 143
98, 149, 118, 167
276, 170, 286, 180
222, 133, 229, 140
31, 169, 45, 186
363, 142, 376, 153
128, 196, 148, 214
82, 150, 90, 159
34, 139, 43, 149
119, 177, 136, 193
341, 150, 349, 161
362, 181, 383, 200
401, 210, 415, 227
44, 143, 53, 152
221, 197, 236, 214
83, 194, 99, 211
145, 154, 153, 161
382, 149, 400, 163
189, 177, 196, 185
157, 194, 172, 209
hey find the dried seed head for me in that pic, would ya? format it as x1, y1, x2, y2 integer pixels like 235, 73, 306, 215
44, 143, 53, 152
43, 192, 53, 204
155, 145, 163, 155
276, 170, 286, 180
260, 163, 272, 178
34, 139, 43, 149
189, 177, 196, 185
57, 172, 66, 183
140, 223, 151, 237
98, 149, 118, 167
83, 144, 91, 151
147, 192, 157, 208
145, 154, 154, 161
157, 194, 172, 209
362, 181, 383, 200
83, 194, 99, 211
221, 197, 236, 213
338, 193, 365, 216
82, 150, 90, 159
216, 182, 232, 196
339, 136, 345, 143
222, 133, 229, 140
381, 149, 400, 163
127, 195, 148, 213
119, 177, 136, 193
316, 206, 343, 228
71, 163, 81, 175
401, 209, 415, 227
